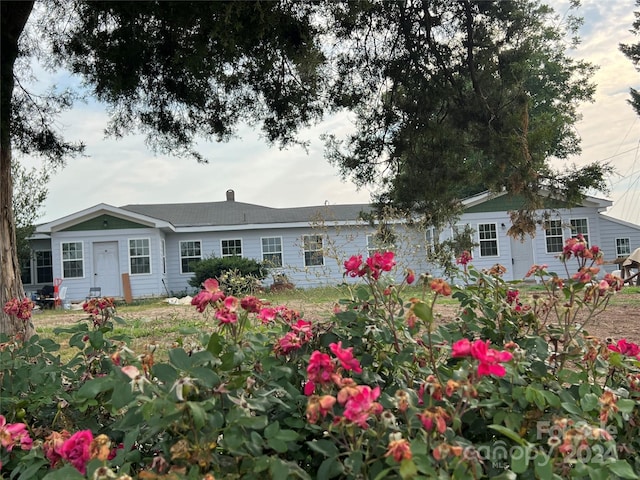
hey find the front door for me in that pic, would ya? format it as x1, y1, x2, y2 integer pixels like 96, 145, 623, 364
93, 242, 121, 297
510, 235, 534, 280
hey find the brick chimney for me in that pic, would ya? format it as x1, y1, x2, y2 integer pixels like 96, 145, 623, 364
226, 189, 235, 201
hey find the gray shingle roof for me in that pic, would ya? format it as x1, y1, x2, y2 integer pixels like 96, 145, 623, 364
120, 200, 372, 227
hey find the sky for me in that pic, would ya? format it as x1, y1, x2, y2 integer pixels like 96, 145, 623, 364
19, 1, 640, 225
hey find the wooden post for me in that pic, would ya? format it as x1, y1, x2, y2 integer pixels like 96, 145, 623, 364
121, 273, 133, 303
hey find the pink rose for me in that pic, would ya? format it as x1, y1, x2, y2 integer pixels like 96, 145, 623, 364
60, 430, 93, 474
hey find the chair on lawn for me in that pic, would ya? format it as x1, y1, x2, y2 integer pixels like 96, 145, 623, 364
55, 286, 68, 308
86, 287, 102, 301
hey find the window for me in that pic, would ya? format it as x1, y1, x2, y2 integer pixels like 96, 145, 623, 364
478, 223, 498, 257
570, 218, 589, 245
161, 239, 167, 274
425, 227, 437, 255
35, 251, 53, 283
180, 240, 202, 274
616, 238, 631, 258
62, 242, 83, 278
20, 256, 32, 285
303, 235, 324, 266
22, 250, 53, 285
545, 220, 564, 253
366, 233, 394, 256
129, 238, 151, 275
221, 239, 242, 257
262, 237, 283, 267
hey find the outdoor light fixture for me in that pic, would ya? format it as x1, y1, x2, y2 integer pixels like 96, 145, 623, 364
103, 219, 108, 228
501, 223, 506, 230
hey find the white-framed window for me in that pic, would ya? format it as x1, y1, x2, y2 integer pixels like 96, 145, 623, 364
425, 227, 437, 255
129, 238, 151, 275
261, 237, 283, 267
303, 234, 324, 267
221, 239, 242, 257
180, 240, 202, 274
570, 218, 589, 245
161, 239, 167, 274
545, 220, 564, 254
477, 223, 498, 257
61, 242, 84, 278
366, 233, 395, 256
616, 238, 631, 258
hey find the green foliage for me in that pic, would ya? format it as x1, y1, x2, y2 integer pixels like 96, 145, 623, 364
189, 256, 267, 292
323, 1, 606, 228
620, 0, 640, 116
2, 243, 640, 479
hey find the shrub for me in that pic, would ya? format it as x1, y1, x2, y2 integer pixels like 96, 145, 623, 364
188, 256, 267, 289
1, 236, 639, 479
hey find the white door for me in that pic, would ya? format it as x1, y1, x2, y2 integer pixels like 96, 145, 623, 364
93, 242, 121, 297
510, 235, 534, 280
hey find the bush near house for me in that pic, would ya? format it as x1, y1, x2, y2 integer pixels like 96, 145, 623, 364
2, 239, 640, 479
188, 256, 267, 295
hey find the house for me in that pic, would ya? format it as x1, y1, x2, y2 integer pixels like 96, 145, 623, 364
23, 189, 640, 302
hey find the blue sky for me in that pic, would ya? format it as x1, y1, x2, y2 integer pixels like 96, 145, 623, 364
19, 1, 640, 225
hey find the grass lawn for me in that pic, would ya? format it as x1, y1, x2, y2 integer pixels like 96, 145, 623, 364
31, 283, 640, 361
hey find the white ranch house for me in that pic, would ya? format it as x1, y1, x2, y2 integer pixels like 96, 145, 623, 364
24, 189, 640, 302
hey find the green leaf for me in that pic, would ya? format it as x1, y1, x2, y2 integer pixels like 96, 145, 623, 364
607, 460, 640, 479
533, 451, 553, 479
488, 424, 527, 446
276, 429, 299, 442
317, 456, 344, 479
269, 457, 290, 479
76, 376, 114, 399
561, 401, 582, 415
540, 390, 560, 408
264, 421, 280, 439
186, 401, 207, 429
207, 333, 223, 357
399, 458, 418, 479
509, 445, 530, 474
411, 301, 433, 324
581, 393, 600, 412
42, 465, 86, 480
152, 363, 178, 384
111, 378, 135, 410
307, 439, 340, 457
15, 458, 48, 480
617, 398, 637, 414
267, 437, 288, 453
235, 415, 269, 429
169, 348, 192, 370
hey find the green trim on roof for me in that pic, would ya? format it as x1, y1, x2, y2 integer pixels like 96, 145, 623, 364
465, 194, 571, 213
62, 214, 148, 231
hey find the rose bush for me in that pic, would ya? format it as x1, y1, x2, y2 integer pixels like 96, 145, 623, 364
1, 235, 639, 479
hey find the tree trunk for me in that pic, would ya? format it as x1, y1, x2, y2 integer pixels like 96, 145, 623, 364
1, 1, 36, 339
